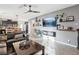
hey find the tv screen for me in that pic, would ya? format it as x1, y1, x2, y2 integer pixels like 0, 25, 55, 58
43, 17, 57, 27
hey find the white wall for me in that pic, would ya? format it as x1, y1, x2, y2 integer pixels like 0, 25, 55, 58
56, 31, 78, 47
29, 5, 79, 47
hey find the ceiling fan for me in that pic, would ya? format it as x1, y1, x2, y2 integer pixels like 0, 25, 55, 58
24, 5, 40, 13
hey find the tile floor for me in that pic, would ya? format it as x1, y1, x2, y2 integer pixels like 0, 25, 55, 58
0, 39, 79, 55
48, 41, 79, 55
30, 36, 79, 55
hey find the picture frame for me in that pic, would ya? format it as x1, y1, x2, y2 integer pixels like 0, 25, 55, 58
57, 24, 64, 30
66, 16, 74, 21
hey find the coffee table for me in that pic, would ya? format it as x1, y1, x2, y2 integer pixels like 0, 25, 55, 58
13, 40, 45, 55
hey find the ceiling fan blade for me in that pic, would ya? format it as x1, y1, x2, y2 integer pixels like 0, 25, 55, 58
32, 11, 40, 13
24, 11, 29, 13
24, 11, 40, 13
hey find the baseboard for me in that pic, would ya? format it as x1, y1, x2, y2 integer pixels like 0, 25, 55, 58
55, 40, 77, 48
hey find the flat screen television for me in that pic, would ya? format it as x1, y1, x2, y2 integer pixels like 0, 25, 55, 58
42, 17, 57, 27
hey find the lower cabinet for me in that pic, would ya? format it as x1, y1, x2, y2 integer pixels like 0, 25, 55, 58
31, 35, 56, 55
42, 35, 55, 55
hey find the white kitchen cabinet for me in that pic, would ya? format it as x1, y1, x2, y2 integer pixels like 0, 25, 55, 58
42, 35, 55, 55
31, 34, 56, 55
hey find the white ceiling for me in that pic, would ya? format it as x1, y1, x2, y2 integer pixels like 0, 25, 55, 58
0, 4, 76, 21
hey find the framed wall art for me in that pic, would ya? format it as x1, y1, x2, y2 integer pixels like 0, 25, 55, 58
66, 16, 74, 21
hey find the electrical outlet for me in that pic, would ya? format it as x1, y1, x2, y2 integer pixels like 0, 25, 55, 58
68, 40, 70, 43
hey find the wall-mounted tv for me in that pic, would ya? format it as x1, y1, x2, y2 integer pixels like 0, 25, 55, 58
42, 17, 57, 27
